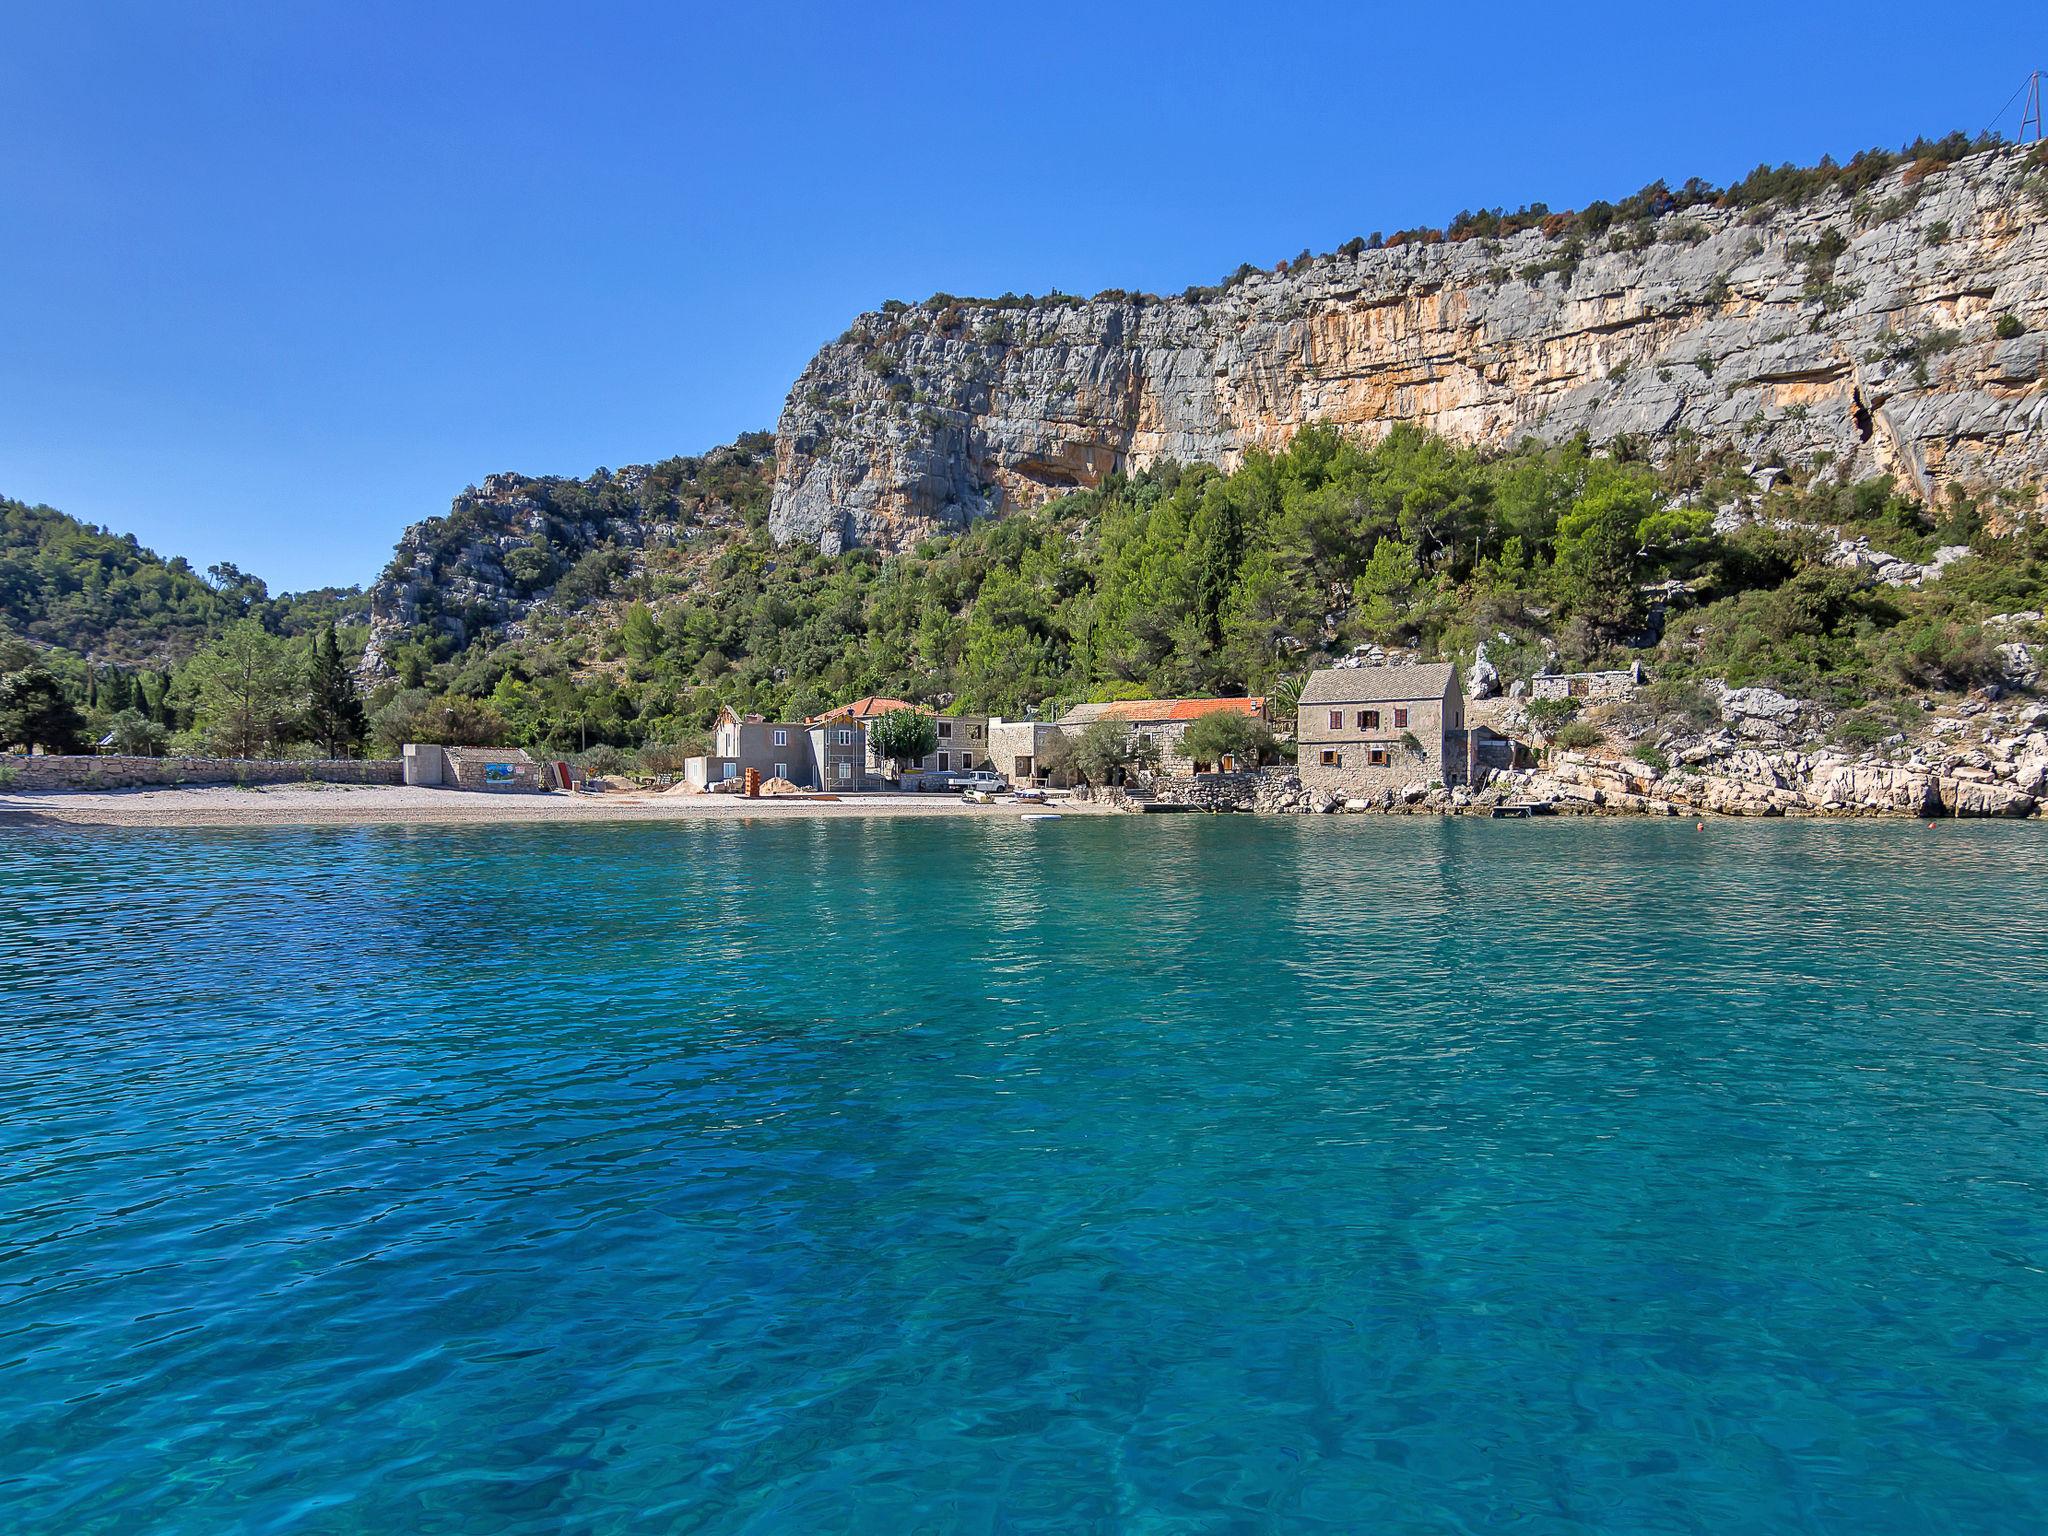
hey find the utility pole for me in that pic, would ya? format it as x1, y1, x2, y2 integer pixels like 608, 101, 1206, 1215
2024, 69, 2044, 144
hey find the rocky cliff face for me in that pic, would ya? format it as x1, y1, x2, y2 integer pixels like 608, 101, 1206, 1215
771, 146, 2048, 552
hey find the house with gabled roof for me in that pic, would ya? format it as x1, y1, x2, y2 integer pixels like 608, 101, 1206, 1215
1296, 664, 1466, 797
1055, 696, 1267, 774
812, 697, 992, 782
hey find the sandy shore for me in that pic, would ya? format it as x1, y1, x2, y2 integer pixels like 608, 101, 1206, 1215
0, 782, 1098, 829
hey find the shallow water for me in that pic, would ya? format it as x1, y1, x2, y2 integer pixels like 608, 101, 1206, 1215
4, 816, 2046, 1533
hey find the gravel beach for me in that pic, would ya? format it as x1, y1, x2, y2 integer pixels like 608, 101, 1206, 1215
0, 782, 1090, 829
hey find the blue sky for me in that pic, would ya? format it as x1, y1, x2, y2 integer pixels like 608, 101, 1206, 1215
3, 2, 2042, 592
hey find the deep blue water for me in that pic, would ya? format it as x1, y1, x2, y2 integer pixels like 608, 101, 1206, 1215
4, 815, 2047, 1534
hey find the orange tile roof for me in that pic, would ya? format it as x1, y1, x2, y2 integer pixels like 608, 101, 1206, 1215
1081, 696, 1266, 724
811, 695, 920, 723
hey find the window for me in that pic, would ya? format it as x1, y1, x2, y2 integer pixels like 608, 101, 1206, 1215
722, 762, 738, 780
1319, 749, 1341, 767
837, 761, 852, 781
1358, 709, 1380, 730
937, 721, 952, 739
936, 751, 950, 770
1368, 746, 1390, 767
773, 762, 787, 780
1393, 708, 1408, 728
836, 729, 854, 747
773, 728, 787, 747
1329, 710, 1343, 730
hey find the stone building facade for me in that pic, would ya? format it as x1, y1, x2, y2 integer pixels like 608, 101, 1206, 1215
690, 706, 866, 790
1530, 663, 1644, 703
987, 719, 1071, 786
811, 696, 991, 780
1056, 697, 1268, 774
1296, 664, 1466, 799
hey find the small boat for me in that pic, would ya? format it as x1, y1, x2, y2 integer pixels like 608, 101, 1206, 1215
1021, 812, 1061, 822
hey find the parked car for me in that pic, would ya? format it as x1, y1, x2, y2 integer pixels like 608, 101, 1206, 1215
958, 770, 1008, 794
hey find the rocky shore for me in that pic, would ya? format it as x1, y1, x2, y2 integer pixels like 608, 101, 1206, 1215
1129, 690, 2048, 819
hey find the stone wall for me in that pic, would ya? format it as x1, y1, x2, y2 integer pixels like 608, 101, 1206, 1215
1530, 668, 1642, 703
1, 754, 403, 792
1298, 739, 1451, 801
1149, 770, 1317, 813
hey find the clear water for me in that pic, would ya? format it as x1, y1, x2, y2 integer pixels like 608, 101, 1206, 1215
4, 817, 2047, 1534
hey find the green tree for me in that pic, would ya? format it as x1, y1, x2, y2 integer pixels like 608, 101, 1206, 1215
1071, 718, 1138, 783
1553, 464, 1657, 628
183, 621, 300, 757
368, 690, 509, 755
1176, 710, 1277, 770
305, 624, 367, 758
1266, 672, 1306, 734
1036, 727, 1079, 783
0, 663, 86, 754
868, 707, 938, 767
103, 708, 167, 756
1352, 536, 1422, 640
619, 601, 661, 662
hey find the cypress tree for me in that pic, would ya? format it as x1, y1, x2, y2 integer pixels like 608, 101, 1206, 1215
306, 625, 367, 758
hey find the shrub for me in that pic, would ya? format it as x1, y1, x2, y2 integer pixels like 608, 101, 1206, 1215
369, 691, 509, 754
1631, 742, 1670, 773
1996, 313, 2027, 340
1175, 709, 1275, 768
575, 744, 632, 778
1830, 706, 1902, 748
1551, 720, 1603, 750
636, 739, 703, 777
1641, 678, 1719, 732
1524, 697, 1580, 735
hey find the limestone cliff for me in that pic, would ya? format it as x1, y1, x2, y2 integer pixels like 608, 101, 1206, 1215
770, 146, 2048, 552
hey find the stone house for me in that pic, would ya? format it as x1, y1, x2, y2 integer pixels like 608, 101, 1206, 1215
988, 719, 1073, 786
1530, 663, 1644, 702
813, 696, 991, 779
686, 706, 872, 791
1055, 697, 1268, 774
1296, 664, 1467, 798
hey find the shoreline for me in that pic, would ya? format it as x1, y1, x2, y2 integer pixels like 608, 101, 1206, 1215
0, 782, 1112, 830
4, 778, 2034, 831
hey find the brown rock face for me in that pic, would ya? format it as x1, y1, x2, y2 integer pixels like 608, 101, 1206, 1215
770, 146, 2048, 552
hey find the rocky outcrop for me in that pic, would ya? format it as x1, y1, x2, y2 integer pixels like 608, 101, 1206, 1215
771, 147, 2048, 552
361, 436, 773, 677
1506, 709, 2048, 819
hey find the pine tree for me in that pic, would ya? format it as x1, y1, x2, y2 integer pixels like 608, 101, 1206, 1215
306, 625, 367, 758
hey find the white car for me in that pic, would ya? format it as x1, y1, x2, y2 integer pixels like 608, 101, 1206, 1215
958, 771, 1008, 794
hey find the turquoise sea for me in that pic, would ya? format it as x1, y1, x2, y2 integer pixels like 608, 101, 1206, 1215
4, 816, 2047, 1533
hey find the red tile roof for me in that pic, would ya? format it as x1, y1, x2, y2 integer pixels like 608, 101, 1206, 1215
1064, 697, 1266, 725
811, 695, 920, 723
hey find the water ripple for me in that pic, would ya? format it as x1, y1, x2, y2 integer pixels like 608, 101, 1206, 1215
2, 818, 2046, 1533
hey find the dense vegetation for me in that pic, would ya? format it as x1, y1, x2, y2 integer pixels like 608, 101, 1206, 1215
0, 496, 365, 664
9, 416, 2042, 767
368, 425, 2043, 762
0, 495, 378, 756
